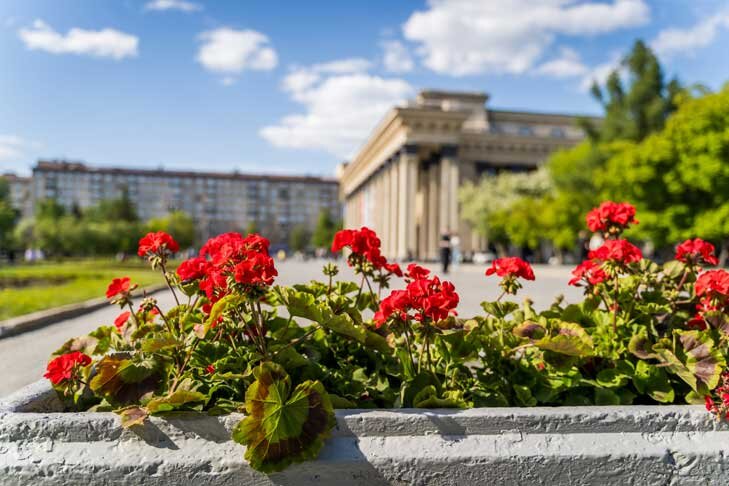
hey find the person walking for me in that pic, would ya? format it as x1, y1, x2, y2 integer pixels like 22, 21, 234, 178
439, 229, 452, 274
451, 233, 461, 270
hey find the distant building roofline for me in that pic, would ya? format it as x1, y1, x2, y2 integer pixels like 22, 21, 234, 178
33, 160, 338, 184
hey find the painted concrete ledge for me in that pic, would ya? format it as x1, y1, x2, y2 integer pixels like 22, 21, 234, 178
0, 285, 166, 340
1, 381, 729, 485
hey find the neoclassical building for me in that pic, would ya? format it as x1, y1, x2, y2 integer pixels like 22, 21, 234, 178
337, 90, 598, 261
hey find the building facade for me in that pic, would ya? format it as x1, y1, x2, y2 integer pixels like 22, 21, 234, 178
2, 173, 33, 218
338, 90, 598, 261
31, 161, 340, 245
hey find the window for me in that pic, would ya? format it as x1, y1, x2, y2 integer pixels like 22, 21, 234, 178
550, 127, 566, 138
518, 125, 534, 136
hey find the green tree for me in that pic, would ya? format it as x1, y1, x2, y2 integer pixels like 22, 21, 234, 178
459, 168, 551, 254
0, 177, 17, 252
581, 40, 682, 143
311, 210, 341, 249
36, 199, 66, 220
146, 211, 195, 249
288, 224, 309, 252
598, 85, 729, 259
85, 188, 138, 223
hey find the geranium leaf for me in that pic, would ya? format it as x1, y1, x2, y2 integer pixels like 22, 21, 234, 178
512, 321, 546, 339
633, 361, 675, 403
118, 406, 148, 428
535, 322, 593, 357
90, 354, 161, 406
678, 330, 725, 390
232, 362, 335, 473
147, 389, 207, 414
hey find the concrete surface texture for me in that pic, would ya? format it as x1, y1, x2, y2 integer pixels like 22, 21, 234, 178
1, 380, 728, 485
0, 260, 580, 398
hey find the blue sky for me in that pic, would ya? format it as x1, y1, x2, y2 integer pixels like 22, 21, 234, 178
1, 0, 729, 177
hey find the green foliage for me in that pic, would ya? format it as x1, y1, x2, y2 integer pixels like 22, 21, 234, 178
288, 224, 309, 252
311, 209, 341, 250
146, 211, 195, 249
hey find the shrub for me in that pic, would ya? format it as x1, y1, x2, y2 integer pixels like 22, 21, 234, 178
45, 202, 729, 473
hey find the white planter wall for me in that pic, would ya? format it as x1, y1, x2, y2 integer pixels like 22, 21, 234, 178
2, 380, 729, 485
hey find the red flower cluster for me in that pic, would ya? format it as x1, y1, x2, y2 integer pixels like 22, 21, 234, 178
138, 231, 180, 258
676, 238, 718, 266
331, 227, 389, 270
176, 257, 209, 282
44, 351, 91, 385
114, 311, 131, 330
106, 277, 133, 299
695, 269, 729, 299
568, 260, 608, 287
374, 275, 459, 328
177, 232, 277, 301
706, 371, 729, 419
588, 239, 642, 265
406, 263, 431, 281
485, 257, 535, 281
586, 201, 638, 234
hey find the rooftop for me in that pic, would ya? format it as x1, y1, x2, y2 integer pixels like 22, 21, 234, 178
33, 160, 338, 184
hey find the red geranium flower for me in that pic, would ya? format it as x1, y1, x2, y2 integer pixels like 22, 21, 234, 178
406, 263, 431, 281
568, 260, 608, 287
44, 352, 91, 385
485, 257, 535, 280
106, 277, 132, 299
206, 364, 216, 374
331, 227, 388, 270
374, 275, 459, 327
138, 231, 180, 257
114, 311, 131, 330
586, 201, 638, 234
176, 257, 210, 281
676, 238, 718, 266
695, 269, 729, 298
588, 239, 642, 265
384, 262, 403, 277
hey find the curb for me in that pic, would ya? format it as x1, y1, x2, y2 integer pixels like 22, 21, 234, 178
0, 284, 167, 340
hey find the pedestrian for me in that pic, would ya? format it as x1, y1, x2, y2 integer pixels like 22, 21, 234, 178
451, 233, 461, 270
439, 229, 452, 274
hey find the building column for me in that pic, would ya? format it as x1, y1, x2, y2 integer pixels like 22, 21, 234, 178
382, 163, 391, 256
397, 145, 418, 260
388, 159, 399, 258
438, 145, 459, 238
427, 163, 439, 260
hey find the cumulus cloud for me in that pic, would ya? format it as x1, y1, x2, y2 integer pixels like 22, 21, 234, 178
196, 27, 277, 81
18, 20, 138, 60
144, 0, 203, 12
260, 61, 413, 158
651, 13, 729, 58
402, 0, 649, 76
381, 40, 415, 73
534, 47, 588, 78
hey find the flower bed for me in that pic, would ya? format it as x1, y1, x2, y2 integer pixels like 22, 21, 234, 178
26, 202, 729, 474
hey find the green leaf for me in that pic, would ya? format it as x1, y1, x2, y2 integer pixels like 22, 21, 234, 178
140, 333, 179, 353
328, 394, 357, 408
594, 388, 620, 405
535, 322, 593, 357
633, 361, 674, 403
364, 331, 391, 354
678, 330, 725, 390
232, 362, 335, 473
200, 294, 243, 338
481, 301, 519, 318
512, 321, 546, 339
413, 386, 465, 408
662, 260, 686, 279
513, 384, 537, 406
89, 354, 161, 406
146, 389, 207, 414
596, 368, 630, 388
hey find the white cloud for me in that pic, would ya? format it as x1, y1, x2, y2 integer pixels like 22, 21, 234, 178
0, 135, 31, 163
579, 53, 623, 92
18, 20, 138, 60
534, 47, 588, 78
144, 0, 203, 12
651, 13, 729, 58
196, 27, 277, 82
260, 62, 414, 158
402, 0, 649, 76
381, 40, 415, 73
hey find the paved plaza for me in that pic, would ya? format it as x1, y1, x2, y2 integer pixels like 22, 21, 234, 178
0, 259, 579, 398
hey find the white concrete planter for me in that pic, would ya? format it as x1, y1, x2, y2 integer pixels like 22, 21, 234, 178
2, 381, 729, 485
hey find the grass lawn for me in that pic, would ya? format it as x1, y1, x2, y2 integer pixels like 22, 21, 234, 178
0, 259, 166, 321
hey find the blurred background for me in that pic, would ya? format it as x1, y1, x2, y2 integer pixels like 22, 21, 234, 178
1, 0, 729, 396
